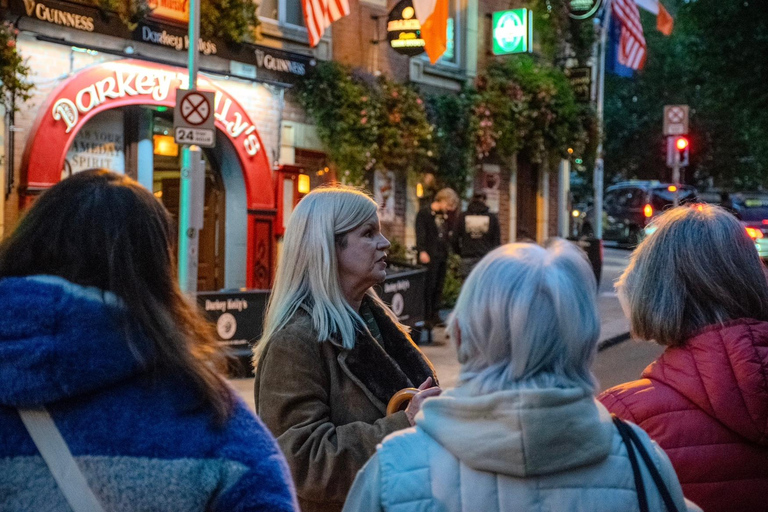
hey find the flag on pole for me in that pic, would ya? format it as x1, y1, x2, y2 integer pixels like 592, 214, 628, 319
634, 0, 673, 36
302, 0, 350, 47
412, 0, 448, 64
613, 0, 647, 70
606, 14, 635, 77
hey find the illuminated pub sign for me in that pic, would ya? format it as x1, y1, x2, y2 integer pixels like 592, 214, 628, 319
567, 0, 603, 20
148, 0, 189, 23
387, 0, 426, 57
492, 8, 533, 55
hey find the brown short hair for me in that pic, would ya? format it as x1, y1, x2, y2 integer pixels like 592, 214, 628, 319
617, 205, 768, 346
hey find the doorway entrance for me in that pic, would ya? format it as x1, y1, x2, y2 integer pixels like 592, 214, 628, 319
151, 116, 226, 292
516, 157, 538, 242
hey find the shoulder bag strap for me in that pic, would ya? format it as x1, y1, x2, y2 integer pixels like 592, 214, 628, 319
613, 415, 649, 512
18, 407, 106, 512
621, 419, 680, 512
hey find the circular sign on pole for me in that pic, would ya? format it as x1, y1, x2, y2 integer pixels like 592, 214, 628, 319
180, 91, 211, 126
567, 0, 603, 20
387, 0, 426, 57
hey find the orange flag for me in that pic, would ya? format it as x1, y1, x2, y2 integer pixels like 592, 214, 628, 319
634, 0, 674, 36
656, 2, 673, 36
413, 0, 448, 64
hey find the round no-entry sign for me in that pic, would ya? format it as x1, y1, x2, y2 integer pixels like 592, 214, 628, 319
180, 91, 211, 126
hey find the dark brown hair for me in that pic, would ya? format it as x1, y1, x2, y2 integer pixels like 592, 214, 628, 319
0, 170, 233, 423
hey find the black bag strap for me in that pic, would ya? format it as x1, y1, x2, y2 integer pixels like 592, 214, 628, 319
613, 415, 649, 512
613, 415, 680, 512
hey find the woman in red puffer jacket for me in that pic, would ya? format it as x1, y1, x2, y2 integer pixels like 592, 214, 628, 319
599, 204, 768, 512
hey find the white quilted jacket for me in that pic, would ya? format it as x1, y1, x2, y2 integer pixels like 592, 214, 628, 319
343, 386, 701, 512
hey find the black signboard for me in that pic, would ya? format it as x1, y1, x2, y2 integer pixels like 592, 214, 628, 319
566, 67, 592, 103
375, 264, 426, 329
8, 0, 316, 85
567, 0, 603, 20
197, 289, 270, 362
387, 0, 426, 57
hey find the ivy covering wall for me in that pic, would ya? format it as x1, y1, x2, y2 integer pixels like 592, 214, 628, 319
0, 22, 33, 113
296, 59, 595, 195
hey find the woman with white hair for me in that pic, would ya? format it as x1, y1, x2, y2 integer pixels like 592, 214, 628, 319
599, 205, 768, 511
254, 185, 440, 512
343, 240, 698, 512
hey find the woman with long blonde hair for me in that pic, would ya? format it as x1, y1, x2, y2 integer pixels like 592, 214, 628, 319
255, 185, 440, 512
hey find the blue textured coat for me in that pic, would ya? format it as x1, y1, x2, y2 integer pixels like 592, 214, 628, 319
0, 276, 299, 512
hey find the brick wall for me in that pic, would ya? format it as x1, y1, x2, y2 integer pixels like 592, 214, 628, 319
331, 0, 421, 81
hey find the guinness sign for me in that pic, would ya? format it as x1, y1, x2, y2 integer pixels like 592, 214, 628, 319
567, 0, 603, 20
20, 0, 95, 32
387, 0, 425, 57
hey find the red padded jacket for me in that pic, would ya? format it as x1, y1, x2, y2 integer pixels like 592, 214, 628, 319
599, 318, 768, 512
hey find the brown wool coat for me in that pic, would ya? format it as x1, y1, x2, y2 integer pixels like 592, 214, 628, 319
254, 298, 438, 512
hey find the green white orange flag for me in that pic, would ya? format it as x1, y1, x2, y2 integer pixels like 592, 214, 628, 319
412, 0, 448, 64
634, 0, 674, 36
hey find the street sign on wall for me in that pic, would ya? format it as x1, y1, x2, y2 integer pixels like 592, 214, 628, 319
174, 89, 216, 147
492, 8, 533, 55
663, 105, 689, 135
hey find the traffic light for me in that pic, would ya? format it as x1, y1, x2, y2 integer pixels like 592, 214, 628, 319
675, 136, 689, 167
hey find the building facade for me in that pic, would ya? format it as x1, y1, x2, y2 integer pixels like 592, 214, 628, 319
0, 0, 568, 292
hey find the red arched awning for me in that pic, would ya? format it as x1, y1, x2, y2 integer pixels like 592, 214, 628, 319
21, 59, 274, 210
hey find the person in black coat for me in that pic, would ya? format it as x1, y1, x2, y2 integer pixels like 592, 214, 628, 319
415, 188, 459, 333
452, 193, 501, 278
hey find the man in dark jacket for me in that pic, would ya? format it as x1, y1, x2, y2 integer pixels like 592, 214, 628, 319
415, 188, 459, 333
452, 193, 501, 278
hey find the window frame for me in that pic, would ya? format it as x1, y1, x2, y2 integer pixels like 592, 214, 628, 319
258, 0, 310, 41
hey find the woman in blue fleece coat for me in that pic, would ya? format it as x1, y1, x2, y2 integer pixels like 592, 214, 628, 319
0, 170, 298, 512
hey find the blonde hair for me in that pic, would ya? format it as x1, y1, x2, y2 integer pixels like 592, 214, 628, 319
448, 239, 600, 395
617, 205, 768, 346
255, 185, 399, 363
435, 188, 460, 210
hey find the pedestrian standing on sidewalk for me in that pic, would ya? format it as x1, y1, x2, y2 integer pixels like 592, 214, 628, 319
599, 205, 768, 512
452, 192, 501, 279
254, 185, 440, 512
0, 170, 298, 512
415, 187, 459, 333
343, 239, 699, 512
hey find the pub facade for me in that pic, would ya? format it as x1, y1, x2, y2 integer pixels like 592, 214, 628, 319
0, 0, 323, 290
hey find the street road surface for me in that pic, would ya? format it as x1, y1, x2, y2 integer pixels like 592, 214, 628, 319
229, 247, 664, 410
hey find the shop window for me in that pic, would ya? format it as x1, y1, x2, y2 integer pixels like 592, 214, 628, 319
63, 110, 125, 180
259, 0, 306, 28
441, 17, 456, 63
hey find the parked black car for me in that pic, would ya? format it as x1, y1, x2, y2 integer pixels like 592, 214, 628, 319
581, 181, 698, 246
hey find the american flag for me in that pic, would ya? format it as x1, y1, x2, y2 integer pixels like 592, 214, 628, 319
612, 0, 647, 70
303, 0, 350, 47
